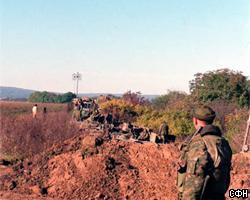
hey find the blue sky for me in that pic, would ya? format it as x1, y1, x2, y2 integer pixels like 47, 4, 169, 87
1, 0, 249, 94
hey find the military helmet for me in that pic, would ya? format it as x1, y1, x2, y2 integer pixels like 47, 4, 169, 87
192, 105, 216, 122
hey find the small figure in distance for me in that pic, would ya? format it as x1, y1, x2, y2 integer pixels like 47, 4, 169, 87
177, 105, 232, 200
32, 104, 38, 118
43, 107, 47, 118
43, 107, 47, 114
158, 121, 169, 143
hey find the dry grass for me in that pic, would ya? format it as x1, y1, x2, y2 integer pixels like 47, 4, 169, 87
0, 101, 78, 161
0, 101, 68, 117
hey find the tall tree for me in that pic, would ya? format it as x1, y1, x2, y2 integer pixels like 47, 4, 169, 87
189, 68, 249, 107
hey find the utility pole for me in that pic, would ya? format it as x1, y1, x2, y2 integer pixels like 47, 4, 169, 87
72, 72, 81, 97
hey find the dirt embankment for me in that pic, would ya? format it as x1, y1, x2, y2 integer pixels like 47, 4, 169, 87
0, 122, 249, 200
229, 152, 250, 191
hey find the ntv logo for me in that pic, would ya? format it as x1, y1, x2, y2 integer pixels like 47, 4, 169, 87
229, 189, 248, 199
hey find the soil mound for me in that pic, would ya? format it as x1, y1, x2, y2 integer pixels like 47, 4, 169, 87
0, 122, 249, 199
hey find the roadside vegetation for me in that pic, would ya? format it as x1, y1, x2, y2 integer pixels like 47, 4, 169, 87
0, 68, 249, 162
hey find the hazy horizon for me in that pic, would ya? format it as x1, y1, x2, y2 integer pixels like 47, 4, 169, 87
1, 0, 250, 94
0, 85, 162, 96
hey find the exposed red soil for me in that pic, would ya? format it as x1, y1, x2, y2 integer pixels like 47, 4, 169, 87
229, 152, 250, 191
0, 122, 249, 199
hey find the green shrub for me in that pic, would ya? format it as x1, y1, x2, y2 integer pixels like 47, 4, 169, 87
136, 106, 194, 135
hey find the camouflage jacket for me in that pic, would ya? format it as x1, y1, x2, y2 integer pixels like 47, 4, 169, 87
177, 125, 232, 200
159, 122, 168, 136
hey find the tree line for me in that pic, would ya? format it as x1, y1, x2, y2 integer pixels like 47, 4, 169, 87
28, 91, 76, 103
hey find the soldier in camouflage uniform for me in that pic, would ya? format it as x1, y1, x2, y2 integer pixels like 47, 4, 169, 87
177, 105, 232, 200
159, 121, 169, 143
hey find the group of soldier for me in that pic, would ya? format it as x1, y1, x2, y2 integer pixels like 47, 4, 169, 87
90, 108, 170, 144
72, 97, 169, 143
72, 97, 233, 200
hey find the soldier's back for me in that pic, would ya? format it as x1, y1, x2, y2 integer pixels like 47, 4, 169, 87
201, 134, 232, 199
179, 125, 232, 200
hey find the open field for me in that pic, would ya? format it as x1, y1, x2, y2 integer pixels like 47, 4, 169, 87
0, 101, 77, 161
0, 101, 68, 117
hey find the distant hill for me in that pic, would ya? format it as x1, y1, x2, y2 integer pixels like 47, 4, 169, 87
0, 86, 35, 100
0, 86, 159, 101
